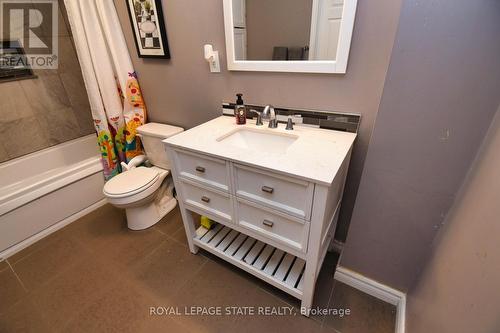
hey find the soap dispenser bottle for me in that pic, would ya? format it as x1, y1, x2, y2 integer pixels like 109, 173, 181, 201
235, 93, 247, 125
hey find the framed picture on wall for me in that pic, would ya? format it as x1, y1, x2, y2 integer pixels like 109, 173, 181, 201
126, 0, 171, 59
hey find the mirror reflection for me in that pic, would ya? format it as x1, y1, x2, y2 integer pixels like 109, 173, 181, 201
232, 0, 344, 61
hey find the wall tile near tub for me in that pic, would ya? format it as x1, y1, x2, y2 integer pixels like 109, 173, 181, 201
59, 71, 94, 136
57, 3, 71, 37
57, 37, 82, 75
59, 72, 88, 107
37, 107, 82, 146
0, 1, 94, 162
0, 143, 9, 163
72, 106, 95, 136
0, 117, 49, 159
0, 81, 35, 123
19, 74, 72, 115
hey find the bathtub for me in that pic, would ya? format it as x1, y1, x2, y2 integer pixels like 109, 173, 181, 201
0, 135, 105, 258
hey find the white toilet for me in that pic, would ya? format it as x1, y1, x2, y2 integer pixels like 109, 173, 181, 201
103, 123, 184, 230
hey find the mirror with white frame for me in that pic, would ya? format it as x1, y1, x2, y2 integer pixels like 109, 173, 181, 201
223, 0, 358, 74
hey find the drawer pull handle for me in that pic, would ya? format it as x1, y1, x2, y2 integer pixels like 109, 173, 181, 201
261, 186, 274, 194
201, 196, 211, 203
196, 166, 206, 173
263, 220, 274, 228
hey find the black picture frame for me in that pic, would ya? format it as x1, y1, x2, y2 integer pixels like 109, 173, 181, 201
125, 0, 171, 59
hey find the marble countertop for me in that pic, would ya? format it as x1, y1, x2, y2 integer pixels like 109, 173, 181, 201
163, 116, 357, 186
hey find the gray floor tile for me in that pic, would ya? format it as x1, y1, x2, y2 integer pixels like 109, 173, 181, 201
324, 281, 397, 333
0, 204, 396, 332
0, 298, 51, 333
0, 265, 26, 315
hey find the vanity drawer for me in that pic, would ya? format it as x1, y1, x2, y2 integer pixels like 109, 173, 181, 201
179, 180, 233, 222
233, 164, 314, 220
237, 199, 309, 253
175, 150, 230, 192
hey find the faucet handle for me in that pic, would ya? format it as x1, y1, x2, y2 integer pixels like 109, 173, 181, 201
286, 116, 294, 131
249, 109, 263, 126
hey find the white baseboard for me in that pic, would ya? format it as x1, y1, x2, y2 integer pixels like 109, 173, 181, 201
0, 199, 107, 260
335, 266, 406, 333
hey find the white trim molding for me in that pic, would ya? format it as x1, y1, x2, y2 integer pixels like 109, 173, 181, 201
222, 0, 358, 74
335, 266, 406, 333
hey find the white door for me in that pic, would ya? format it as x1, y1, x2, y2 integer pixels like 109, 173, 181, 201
233, 28, 247, 60
309, 0, 344, 60
232, 0, 246, 28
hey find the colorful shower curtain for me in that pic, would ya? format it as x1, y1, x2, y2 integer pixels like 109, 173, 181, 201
65, 0, 147, 180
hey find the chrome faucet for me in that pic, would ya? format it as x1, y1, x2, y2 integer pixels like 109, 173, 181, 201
262, 105, 278, 128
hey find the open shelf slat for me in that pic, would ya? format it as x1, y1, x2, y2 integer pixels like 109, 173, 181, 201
193, 223, 305, 298
225, 233, 247, 256
234, 237, 256, 261
217, 229, 239, 251
199, 224, 223, 242
275, 253, 295, 281
264, 249, 285, 275
253, 244, 274, 270
209, 226, 231, 247
244, 241, 266, 265
285, 257, 306, 288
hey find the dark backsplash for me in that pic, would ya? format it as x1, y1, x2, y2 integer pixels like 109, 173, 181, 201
222, 102, 361, 133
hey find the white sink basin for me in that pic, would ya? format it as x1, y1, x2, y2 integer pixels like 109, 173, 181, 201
217, 128, 298, 154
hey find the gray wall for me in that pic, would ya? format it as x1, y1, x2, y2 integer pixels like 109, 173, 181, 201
113, 0, 402, 243
0, 1, 93, 163
341, 0, 500, 291
407, 104, 500, 333
246, 0, 312, 60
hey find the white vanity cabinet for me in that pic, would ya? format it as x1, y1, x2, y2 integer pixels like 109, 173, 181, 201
165, 127, 353, 313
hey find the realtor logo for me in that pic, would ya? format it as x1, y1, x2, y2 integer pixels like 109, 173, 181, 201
0, 0, 58, 69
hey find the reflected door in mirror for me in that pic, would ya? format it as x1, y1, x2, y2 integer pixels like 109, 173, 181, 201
232, 0, 344, 61
310, 0, 344, 60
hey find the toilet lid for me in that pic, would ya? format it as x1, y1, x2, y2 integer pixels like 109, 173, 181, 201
103, 167, 159, 196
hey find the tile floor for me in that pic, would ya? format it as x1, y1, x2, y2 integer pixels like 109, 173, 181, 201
0, 204, 396, 333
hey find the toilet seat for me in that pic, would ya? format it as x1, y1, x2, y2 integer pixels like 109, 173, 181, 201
103, 167, 160, 199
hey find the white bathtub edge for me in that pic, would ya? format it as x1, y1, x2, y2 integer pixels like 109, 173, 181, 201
0, 157, 103, 216
0, 198, 107, 260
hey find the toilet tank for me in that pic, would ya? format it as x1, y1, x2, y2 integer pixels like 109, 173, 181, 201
136, 123, 184, 170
